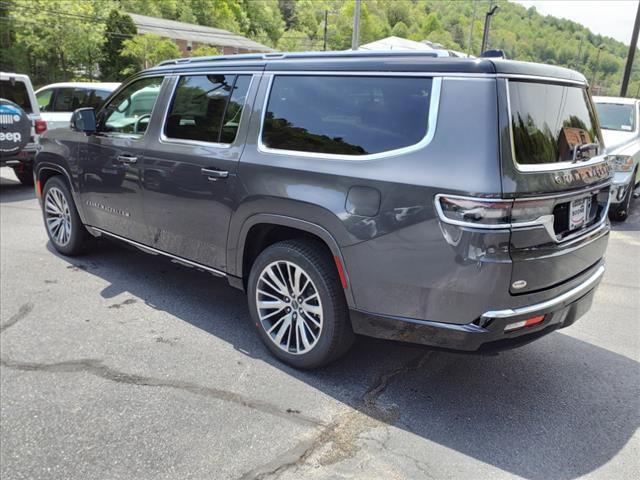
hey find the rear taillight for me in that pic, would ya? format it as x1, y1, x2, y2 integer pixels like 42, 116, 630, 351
436, 195, 556, 229
34, 119, 47, 134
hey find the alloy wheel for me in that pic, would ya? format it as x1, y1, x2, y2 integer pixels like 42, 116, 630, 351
256, 260, 323, 355
44, 186, 72, 246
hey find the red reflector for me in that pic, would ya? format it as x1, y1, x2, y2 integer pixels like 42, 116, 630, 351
504, 315, 546, 332
34, 119, 47, 134
523, 315, 545, 327
334, 256, 348, 290
35, 179, 42, 198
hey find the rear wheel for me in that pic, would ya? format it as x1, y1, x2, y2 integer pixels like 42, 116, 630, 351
42, 176, 92, 255
247, 239, 354, 369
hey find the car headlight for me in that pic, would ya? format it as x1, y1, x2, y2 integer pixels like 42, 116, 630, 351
606, 155, 634, 172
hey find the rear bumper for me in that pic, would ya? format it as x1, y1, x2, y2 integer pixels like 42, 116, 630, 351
1, 145, 36, 166
350, 265, 604, 352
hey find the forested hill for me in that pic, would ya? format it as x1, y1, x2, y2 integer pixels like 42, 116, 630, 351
2, 0, 637, 96
121, 0, 640, 96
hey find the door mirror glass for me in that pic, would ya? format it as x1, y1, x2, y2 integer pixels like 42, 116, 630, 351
70, 107, 97, 133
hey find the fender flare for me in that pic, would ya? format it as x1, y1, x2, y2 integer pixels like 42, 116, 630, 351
35, 162, 88, 222
232, 213, 355, 308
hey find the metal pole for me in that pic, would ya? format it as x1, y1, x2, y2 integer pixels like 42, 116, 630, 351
467, 0, 477, 56
481, 2, 499, 54
351, 0, 361, 51
592, 46, 603, 88
621, 0, 640, 96
323, 10, 328, 51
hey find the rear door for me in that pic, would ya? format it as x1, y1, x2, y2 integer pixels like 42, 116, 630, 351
140, 73, 256, 271
499, 78, 611, 293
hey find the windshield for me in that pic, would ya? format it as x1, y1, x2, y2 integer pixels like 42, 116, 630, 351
595, 103, 636, 132
509, 81, 600, 165
0, 79, 33, 113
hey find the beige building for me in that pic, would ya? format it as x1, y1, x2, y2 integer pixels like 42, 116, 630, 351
128, 13, 274, 56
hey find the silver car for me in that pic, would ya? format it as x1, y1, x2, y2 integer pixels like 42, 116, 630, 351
594, 96, 640, 221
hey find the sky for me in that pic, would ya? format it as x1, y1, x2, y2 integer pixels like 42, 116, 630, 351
513, 0, 639, 46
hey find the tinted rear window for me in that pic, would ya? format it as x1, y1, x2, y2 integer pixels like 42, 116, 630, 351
262, 76, 433, 156
595, 103, 636, 132
509, 82, 600, 165
0, 79, 32, 113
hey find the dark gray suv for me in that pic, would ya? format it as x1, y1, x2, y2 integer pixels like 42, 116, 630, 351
34, 51, 611, 368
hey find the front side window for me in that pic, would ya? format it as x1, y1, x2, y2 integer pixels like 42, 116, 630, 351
595, 102, 636, 132
261, 75, 433, 156
509, 81, 600, 165
101, 77, 163, 135
36, 88, 54, 112
165, 74, 250, 144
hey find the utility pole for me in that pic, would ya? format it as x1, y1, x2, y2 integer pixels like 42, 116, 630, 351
467, 0, 477, 56
323, 9, 328, 51
480, 1, 499, 54
592, 45, 604, 89
620, 0, 640, 96
351, 0, 361, 51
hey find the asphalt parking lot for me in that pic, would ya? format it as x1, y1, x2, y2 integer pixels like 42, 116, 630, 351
0, 166, 638, 480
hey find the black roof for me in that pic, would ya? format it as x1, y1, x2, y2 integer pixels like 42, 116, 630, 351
148, 51, 587, 83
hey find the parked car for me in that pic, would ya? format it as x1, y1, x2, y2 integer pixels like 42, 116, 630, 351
35, 82, 120, 131
594, 96, 640, 221
0, 72, 47, 185
34, 51, 612, 368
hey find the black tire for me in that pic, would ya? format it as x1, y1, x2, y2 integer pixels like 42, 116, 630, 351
247, 239, 354, 369
609, 178, 634, 222
41, 176, 93, 256
12, 165, 34, 186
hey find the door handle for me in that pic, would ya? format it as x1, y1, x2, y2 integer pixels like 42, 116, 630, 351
201, 168, 229, 180
116, 155, 138, 164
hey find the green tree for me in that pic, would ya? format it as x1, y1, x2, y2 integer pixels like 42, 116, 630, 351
120, 34, 181, 72
191, 44, 222, 57
99, 10, 138, 81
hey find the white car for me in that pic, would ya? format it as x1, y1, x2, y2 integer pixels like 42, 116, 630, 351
594, 96, 640, 221
0, 71, 46, 185
35, 82, 120, 131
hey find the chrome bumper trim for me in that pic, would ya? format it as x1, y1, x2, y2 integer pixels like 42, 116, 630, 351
482, 265, 605, 319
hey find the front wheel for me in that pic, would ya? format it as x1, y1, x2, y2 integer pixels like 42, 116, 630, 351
42, 176, 93, 255
609, 177, 634, 222
247, 239, 354, 369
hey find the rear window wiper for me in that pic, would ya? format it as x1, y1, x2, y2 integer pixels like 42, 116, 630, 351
572, 143, 599, 162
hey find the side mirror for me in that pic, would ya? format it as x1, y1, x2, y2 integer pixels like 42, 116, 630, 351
70, 107, 97, 133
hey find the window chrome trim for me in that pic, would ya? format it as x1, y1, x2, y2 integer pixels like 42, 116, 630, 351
158, 73, 255, 149
497, 73, 586, 87
257, 74, 442, 161
505, 78, 609, 173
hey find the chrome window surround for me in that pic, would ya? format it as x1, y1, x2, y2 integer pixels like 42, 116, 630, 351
98, 75, 168, 140
257, 73, 443, 161
434, 187, 610, 244
159, 72, 258, 149
505, 78, 608, 173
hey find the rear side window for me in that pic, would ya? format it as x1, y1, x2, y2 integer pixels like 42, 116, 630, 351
50, 87, 111, 112
509, 81, 600, 165
261, 76, 433, 156
0, 80, 32, 113
165, 74, 251, 144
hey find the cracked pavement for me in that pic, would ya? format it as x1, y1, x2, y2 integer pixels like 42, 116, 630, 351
1, 167, 639, 480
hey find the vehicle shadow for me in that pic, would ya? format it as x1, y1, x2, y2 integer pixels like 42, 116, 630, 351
44, 237, 639, 480
0, 170, 35, 204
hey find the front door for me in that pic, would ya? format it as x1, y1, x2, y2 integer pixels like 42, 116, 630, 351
79, 76, 165, 243
141, 73, 255, 271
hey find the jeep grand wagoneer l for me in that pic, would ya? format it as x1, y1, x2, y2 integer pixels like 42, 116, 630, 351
34, 51, 611, 368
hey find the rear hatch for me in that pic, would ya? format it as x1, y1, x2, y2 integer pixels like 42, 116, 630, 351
501, 79, 611, 294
